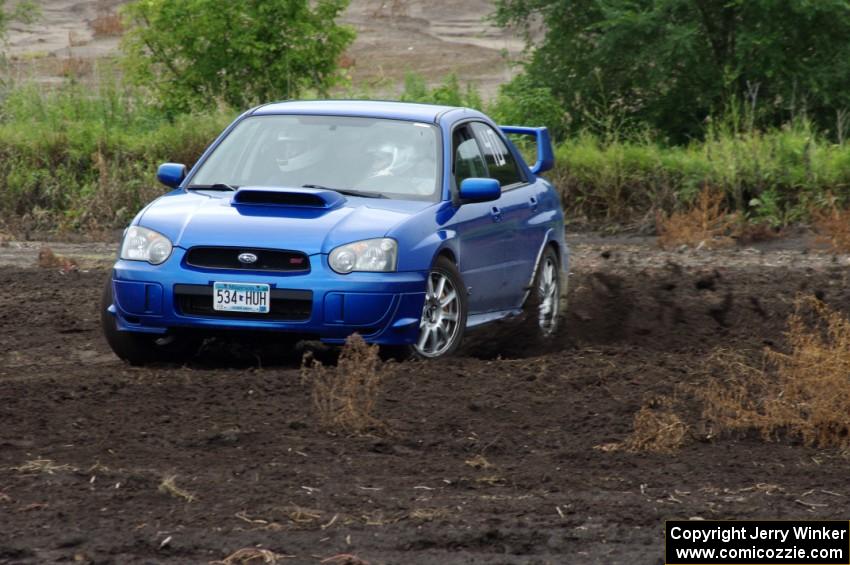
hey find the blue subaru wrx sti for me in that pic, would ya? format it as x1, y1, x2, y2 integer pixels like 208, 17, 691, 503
102, 100, 569, 363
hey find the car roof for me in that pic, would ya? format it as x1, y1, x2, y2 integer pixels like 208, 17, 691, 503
252, 99, 479, 123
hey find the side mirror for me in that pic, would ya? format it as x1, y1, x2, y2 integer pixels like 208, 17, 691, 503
157, 163, 187, 188
459, 178, 501, 203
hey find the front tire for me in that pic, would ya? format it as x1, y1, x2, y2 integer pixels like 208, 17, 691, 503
101, 277, 199, 366
414, 257, 467, 358
384, 256, 467, 361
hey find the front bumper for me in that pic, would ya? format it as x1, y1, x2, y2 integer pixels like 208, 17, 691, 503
108, 248, 427, 345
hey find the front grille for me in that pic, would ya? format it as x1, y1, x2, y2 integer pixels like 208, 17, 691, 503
185, 247, 310, 273
174, 284, 312, 321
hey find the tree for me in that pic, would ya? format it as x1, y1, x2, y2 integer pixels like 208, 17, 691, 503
121, 0, 355, 113
494, 0, 850, 141
488, 74, 567, 138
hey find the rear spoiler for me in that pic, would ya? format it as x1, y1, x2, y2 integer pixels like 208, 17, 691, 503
499, 126, 554, 175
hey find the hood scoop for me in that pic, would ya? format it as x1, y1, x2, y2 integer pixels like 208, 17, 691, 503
232, 187, 345, 209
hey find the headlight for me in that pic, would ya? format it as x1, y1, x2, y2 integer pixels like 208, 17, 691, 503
329, 238, 397, 274
120, 226, 173, 265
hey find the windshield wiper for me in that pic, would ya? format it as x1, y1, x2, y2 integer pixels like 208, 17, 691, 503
187, 183, 238, 191
302, 184, 387, 199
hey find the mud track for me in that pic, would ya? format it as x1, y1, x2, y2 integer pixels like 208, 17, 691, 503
2, 236, 850, 564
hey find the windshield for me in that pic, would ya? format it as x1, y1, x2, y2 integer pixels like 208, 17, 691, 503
190, 115, 441, 201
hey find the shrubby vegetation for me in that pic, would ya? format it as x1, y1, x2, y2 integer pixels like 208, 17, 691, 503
488, 74, 567, 140
121, 0, 354, 114
2, 0, 850, 233
399, 72, 483, 109
550, 121, 850, 224
391, 72, 850, 227
3, 72, 849, 232
494, 0, 850, 143
0, 79, 234, 232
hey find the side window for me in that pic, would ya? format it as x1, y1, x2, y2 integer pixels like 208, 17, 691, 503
470, 122, 524, 188
452, 126, 488, 189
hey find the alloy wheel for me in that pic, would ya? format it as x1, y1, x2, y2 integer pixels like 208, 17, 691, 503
537, 256, 559, 336
414, 271, 461, 358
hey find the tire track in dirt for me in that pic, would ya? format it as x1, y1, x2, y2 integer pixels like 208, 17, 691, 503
2, 236, 850, 563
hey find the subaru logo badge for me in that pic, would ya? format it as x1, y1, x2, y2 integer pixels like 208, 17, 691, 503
238, 252, 258, 264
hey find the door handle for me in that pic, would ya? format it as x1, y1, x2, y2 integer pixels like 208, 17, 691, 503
529, 196, 539, 211
490, 205, 503, 222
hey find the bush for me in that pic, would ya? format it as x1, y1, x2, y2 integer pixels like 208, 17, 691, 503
400, 72, 483, 109
121, 0, 355, 114
487, 74, 567, 138
701, 297, 850, 448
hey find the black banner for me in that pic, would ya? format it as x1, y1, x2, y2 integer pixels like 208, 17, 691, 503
666, 521, 850, 564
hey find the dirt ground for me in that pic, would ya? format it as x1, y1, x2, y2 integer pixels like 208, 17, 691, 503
7, 5, 850, 563
2, 235, 850, 564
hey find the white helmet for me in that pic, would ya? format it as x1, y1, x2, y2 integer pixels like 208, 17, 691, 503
273, 133, 323, 173
366, 143, 399, 177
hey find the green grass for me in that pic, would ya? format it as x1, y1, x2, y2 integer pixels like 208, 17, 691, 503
2, 79, 850, 233
0, 80, 235, 232
551, 123, 850, 226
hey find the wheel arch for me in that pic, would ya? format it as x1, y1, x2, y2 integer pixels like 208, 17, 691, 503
546, 240, 561, 262
435, 246, 457, 266
522, 229, 569, 310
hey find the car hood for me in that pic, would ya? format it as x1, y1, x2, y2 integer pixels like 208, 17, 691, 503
137, 190, 435, 255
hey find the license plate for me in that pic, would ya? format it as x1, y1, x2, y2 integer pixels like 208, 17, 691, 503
213, 282, 270, 314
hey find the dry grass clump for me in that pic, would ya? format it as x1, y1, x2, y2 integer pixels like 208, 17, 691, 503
624, 405, 689, 453
656, 187, 738, 249
158, 475, 197, 503
60, 56, 93, 78
37, 246, 79, 272
13, 459, 78, 474
697, 351, 767, 440
320, 554, 370, 565
302, 334, 390, 434
90, 12, 124, 37
212, 548, 292, 564
813, 206, 850, 253
702, 297, 850, 448
277, 504, 323, 527
607, 396, 689, 453
409, 507, 451, 522
464, 454, 494, 469
475, 475, 507, 486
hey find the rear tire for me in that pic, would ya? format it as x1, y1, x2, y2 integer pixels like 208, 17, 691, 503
101, 277, 200, 366
528, 246, 561, 339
